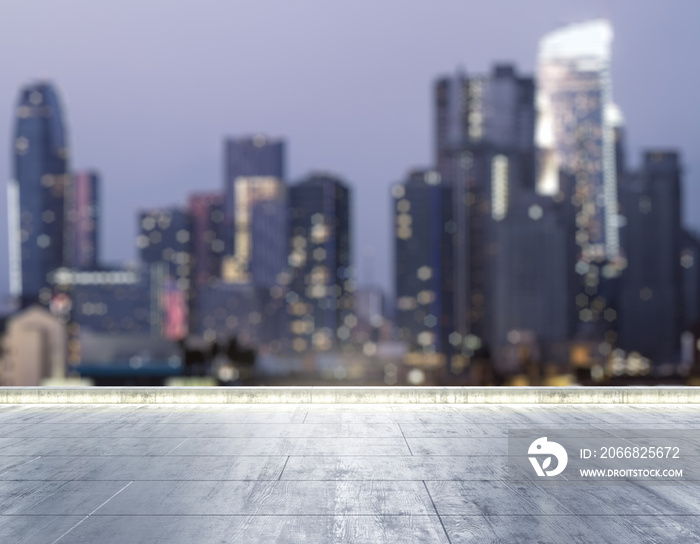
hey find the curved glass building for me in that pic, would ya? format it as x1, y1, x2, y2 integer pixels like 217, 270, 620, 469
536, 19, 619, 262
8, 81, 69, 307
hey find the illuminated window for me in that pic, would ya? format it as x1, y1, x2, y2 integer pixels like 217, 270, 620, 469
528, 204, 543, 220
425, 171, 441, 185
14, 137, 28, 155
417, 290, 435, 305
397, 296, 416, 310
176, 229, 190, 244
681, 251, 694, 269
142, 217, 156, 231
392, 185, 405, 199
417, 266, 432, 281
491, 155, 508, 221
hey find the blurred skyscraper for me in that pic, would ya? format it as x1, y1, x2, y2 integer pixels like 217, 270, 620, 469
8, 82, 70, 307
66, 170, 100, 270
536, 20, 624, 345
681, 231, 700, 332
288, 173, 352, 352
618, 151, 683, 365
393, 169, 454, 363
137, 208, 193, 339
436, 64, 536, 184
188, 193, 225, 288
488, 190, 574, 376
536, 19, 619, 254
432, 64, 538, 372
222, 135, 287, 287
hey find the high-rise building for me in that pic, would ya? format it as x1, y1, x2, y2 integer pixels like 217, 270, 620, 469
435, 64, 535, 186
618, 151, 684, 365
536, 19, 620, 259
433, 64, 536, 358
681, 230, 700, 331
8, 81, 70, 307
224, 135, 284, 215
535, 20, 624, 346
188, 193, 225, 288
393, 169, 454, 361
353, 285, 386, 345
288, 173, 352, 353
137, 208, 193, 339
222, 135, 287, 287
66, 170, 100, 270
488, 190, 575, 375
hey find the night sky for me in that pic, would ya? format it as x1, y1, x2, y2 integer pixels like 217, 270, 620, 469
1, 0, 698, 306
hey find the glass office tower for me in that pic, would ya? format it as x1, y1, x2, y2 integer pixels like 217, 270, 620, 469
536, 19, 620, 261
288, 173, 352, 352
222, 135, 287, 287
9, 81, 70, 307
536, 20, 624, 347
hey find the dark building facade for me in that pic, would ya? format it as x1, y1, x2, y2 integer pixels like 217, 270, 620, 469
195, 283, 286, 353
488, 189, 575, 374
433, 64, 538, 365
188, 192, 225, 288
288, 173, 352, 352
137, 208, 193, 339
618, 151, 684, 365
536, 21, 625, 352
435, 64, 535, 187
9, 81, 70, 307
393, 169, 455, 360
224, 135, 285, 219
66, 170, 100, 270
50, 267, 152, 337
222, 135, 287, 287
681, 230, 700, 331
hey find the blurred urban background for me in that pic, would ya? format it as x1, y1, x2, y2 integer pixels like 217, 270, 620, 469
1, 1, 699, 387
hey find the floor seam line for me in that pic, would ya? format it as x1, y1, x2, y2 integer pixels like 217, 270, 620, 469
398, 423, 413, 456
422, 481, 453, 544
278, 456, 291, 480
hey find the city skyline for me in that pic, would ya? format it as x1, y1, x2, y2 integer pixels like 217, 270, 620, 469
1, 1, 699, 307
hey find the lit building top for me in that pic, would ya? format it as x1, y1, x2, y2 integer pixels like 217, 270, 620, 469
539, 19, 612, 67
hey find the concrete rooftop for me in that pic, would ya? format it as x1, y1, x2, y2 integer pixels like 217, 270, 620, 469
1, 388, 700, 543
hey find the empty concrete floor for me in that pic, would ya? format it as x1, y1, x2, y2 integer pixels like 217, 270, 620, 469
0, 402, 699, 543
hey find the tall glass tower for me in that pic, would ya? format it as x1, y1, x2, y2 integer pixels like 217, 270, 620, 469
536, 19, 619, 261
222, 135, 286, 287
9, 81, 69, 307
288, 173, 352, 353
536, 20, 624, 347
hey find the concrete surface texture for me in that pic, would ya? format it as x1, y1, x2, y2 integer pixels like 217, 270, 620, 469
1, 401, 700, 543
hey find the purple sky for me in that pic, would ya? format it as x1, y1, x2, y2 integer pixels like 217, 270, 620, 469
1, 0, 699, 307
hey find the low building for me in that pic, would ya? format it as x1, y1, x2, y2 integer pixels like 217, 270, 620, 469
0, 306, 67, 386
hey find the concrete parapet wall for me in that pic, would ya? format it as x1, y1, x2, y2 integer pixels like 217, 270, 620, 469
0, 386, 699, 404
